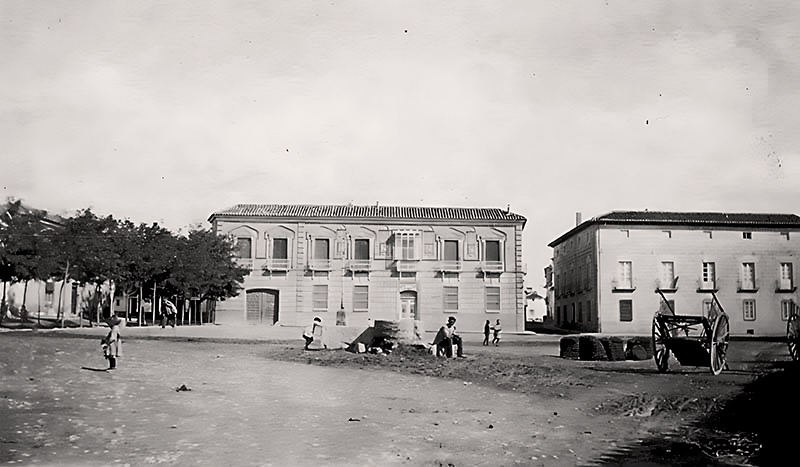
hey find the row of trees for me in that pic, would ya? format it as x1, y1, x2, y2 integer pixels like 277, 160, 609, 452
0, 199, 249, 326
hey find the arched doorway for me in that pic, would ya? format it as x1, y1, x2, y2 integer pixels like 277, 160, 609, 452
400, 291, 417, 320
246, 289, 279, 324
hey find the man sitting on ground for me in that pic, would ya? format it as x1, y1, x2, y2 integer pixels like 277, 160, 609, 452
433, 316, 464, 358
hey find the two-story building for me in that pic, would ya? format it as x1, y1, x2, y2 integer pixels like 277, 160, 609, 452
549, 211, 800, 337
208, 204, 527, 332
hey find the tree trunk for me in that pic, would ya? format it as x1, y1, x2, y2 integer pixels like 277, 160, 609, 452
22, 280, 29, 322
58, 261, 70, 327
152, 283, 157, 325
1, 281, 7, 324
138, 285, 143, 326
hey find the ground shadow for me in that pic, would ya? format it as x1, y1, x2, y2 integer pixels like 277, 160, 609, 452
80, 366, 108, 372
590, 362, 799, 466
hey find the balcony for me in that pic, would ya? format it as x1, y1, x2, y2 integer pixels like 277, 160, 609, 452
437, 260, 462, 272
737, 279, 759, 293
611, 278, 636, 293
394, 260, 419, 272
696, 278, 718, 293
265, 258, 290, 271
655, 277, 679, 293
236, 258, 254, 272
346, 259, 372, 272
478, 261, 504, 273
307, 259, 332, 271
775, 280, 796, 293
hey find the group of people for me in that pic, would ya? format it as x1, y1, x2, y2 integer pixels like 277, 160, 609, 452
432, 316, 502, 357
483, 319, 502, 346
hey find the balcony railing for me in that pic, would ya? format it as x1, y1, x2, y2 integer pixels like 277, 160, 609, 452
437, 260, 462, 272
737, 279, 759, 292
611, 278, 635, 292
347, 259, 371, 271
265, 258, 290, 271
307, 259, 332, 271
479, 261, 504, 273
696, 278, 717, 291
655, 277, 679, 292
776, 279, 796, 292
236, 258, 254, 272
394, 260, 418, 272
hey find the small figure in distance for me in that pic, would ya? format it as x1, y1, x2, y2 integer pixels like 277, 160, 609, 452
102, 314, 123, 370
483, 319, 491, 346
303, 316, 322, 350
433, 316, 464, 358
162, 298, 177, 328
492, 319, 502, 346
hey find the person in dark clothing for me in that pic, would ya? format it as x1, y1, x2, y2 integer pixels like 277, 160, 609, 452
483, 320, 491, 346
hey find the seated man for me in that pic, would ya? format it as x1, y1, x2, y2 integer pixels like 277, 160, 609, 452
432, 316, 464, 358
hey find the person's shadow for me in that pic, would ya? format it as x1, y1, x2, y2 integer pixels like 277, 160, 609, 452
81, 366, 108, 372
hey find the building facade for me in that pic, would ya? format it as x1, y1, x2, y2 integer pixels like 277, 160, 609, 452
549, 211, 800, 337
208, 204, 527, 332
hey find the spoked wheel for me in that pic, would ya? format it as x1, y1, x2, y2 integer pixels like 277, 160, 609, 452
788, 313, 800, 362
709, 313, 730, 375
652, 316, 670, 372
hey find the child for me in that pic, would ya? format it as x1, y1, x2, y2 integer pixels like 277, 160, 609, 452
483, 320, 491, 346
492, 319, 502, 346
102, 314, 123, 370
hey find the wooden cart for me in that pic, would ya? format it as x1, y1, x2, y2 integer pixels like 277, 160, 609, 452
651, 291, 730, 375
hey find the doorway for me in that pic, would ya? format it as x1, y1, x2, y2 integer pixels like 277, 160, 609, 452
400, 291, 417, 320
246, 289, 279, 324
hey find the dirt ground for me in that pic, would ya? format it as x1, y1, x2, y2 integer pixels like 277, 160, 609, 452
0, 331, 794, 466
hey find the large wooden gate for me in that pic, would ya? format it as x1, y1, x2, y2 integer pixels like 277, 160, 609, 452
246, 289, 279, 325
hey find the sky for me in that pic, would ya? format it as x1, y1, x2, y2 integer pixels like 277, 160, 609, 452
2, 1, 799, 291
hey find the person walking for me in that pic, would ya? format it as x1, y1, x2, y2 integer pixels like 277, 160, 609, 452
103, 314, 123, 370
491, 319, 502, 346
483, 320, 491, 346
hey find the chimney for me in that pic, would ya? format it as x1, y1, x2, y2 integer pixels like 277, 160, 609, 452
576, 212, 582, 226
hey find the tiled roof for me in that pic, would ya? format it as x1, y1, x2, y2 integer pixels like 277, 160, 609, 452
210, 204, 526, 223
549, 210, 800, 246
596, 211, 800, 225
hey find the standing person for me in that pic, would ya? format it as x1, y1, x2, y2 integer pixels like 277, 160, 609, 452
302, 316, 322, 350
483, 320, 491, 346
492, 319, 502, 346
432, 316, 464, 358
103, 314, 123, 370
162, 298, 177, 328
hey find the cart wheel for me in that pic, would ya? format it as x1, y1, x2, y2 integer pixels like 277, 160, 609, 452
788, 313, 800, 362
709, 313, 730, 375
652, 316, 669, 372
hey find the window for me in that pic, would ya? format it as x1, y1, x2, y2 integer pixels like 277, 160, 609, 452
740, 263, 756, 290
312, 285, 328, 311
556, 306, 561, 325
273, 238, 288, 259
485, 286, 501, 312
660, 262, 675, 289
353, 239, 370, 260
743, 232, 752, 239
586, 301, 591, 322
577, 302, 583, 323
743, 299, 756, 321
353, 285, 368, 312
781, 300, 795, 321
444, 286, 459, 311
314, 239, 330, 259
394, 231, 421, 260
236, 238, 252, 259
780, 263, 793, 290
617, 261, 633, 289
443, 240, 459, 261
619, 300, 633, 322
45, 282, 54, 307
485, 240, 501, 262
701, 262, 716, 289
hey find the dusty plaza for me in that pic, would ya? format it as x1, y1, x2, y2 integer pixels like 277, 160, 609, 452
0, 325, 796, 466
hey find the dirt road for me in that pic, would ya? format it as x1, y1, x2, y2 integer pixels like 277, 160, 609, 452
0, 333, 793, 466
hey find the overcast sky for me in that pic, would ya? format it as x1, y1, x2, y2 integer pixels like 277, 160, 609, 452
2, 1, 799, 289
